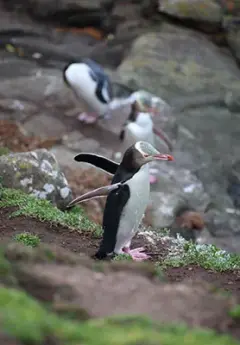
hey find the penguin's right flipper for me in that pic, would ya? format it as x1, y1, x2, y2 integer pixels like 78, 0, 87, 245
74, 153, 119, 175
95, 184, 130, 259
66, 182, 122, 208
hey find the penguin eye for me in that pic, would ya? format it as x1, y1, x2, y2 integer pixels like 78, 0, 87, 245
143, 154, 149, 157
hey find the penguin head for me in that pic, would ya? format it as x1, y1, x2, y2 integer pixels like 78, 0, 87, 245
133, 141, 174, 166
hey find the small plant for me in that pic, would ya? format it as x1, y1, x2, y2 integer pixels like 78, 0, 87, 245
14, 232, 41, 247
229, 305, 240, 319
0, 147, 10, 156
162, 237, 240, 271
113, 253, 133, 261
0, 187, 101, 234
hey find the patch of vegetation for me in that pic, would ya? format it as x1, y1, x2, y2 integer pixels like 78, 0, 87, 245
14, 232, 41, 247
1, 286, 239, 345
113, 254, 133, 261
0, 146, 10, 156
162, 237, 240, 271
229, 305, 240, 319
0, 187, 102, 235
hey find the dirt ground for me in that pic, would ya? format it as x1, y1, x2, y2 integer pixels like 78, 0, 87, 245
1, 207, 240, 299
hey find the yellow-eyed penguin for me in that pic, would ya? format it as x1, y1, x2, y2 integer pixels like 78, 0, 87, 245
67, 141, 174, 261
63, 58, 135, 124
119, 101, 173, 184
63, 58, 114, 124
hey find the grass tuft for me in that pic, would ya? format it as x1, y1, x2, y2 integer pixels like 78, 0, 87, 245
14, 232, 41, 247
113, 254, 133, 261
162, 236, 240, 271
0, 187, 102, 235
229, 305, 240, 319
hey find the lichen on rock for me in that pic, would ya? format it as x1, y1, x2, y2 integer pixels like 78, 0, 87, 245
0, 149, 73, 209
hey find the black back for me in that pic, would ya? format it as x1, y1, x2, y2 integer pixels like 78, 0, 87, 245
83, 58, 113, 103
94, 147, 140, 259
119, 102, 138, 141
63, 58, 113, 103
74, 153, 118, 175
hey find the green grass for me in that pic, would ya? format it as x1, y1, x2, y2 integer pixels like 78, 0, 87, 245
14, 232, 41, 247
0, 146, 10, 156
0, 286, 239, 345
0, 187, 102, 235
113, 254, 133, 261
229, 305, 240, 319
161, 239, 240, 272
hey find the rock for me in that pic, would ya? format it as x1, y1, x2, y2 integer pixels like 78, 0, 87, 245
225, 18, 240, 64
117, 23, 240, 102
23, 113, 67, 138
224, 89, 240, 112
0, 98, 38, 122
0, 149, 72, 209
4, 0, 114, 18
158, 0, 222, 25
149, 163, 210, 228
227, 160, 240, 209
170, 207, 205, 242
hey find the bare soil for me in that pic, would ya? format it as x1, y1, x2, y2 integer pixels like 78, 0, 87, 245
1, 207, 240, 300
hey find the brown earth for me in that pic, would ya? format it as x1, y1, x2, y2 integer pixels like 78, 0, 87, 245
0, 204, 240, 339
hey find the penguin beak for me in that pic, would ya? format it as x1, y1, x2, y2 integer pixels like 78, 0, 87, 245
152, 153, 174, 161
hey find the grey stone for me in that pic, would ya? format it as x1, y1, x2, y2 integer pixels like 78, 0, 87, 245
149, 163, 210, 228
23, 113, 66, 138
225, 90, 240, 113
158, 0, 222, 25
0, 149, 73, 209
117, 23, 240, 102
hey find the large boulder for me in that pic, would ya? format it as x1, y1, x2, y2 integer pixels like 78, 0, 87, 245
0, 149, 72, 209
158, 0, 222, 26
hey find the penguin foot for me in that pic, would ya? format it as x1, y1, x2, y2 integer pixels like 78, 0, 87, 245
123, 247, 150, 261
149, 174, 158, 185
77, 112, 98, 124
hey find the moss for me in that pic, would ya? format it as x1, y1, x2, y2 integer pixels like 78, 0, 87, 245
229, 305, 240, 319
14, 232, 41, 247
17, 161, 33, 170
0, 146, 10, 156
0, 187, 101, 234
0, 286, 239, 345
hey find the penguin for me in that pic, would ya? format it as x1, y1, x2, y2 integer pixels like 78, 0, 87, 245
67, 141, 174, 261
119, 100, 173, 184
63, 58, 114, 124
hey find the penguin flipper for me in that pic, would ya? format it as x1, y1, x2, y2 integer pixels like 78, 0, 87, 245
95, 184, 130, 259
74, 153, 119, 175
66, 183, 122, 208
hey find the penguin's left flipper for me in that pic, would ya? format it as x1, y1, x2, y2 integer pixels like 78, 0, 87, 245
74, 153, 119, 175
66, 183, 122, 208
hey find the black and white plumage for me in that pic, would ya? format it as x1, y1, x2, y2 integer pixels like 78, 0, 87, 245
119, 101, 173, 184
63, 58, 114, 124
67, 141, 174, 261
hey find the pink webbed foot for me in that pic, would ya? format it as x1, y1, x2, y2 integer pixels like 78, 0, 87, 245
77, 112, 98, 124
149, 174, 158, 185
122, 247, 150, 261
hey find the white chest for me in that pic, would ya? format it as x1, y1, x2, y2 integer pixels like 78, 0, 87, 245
114, 164, 150, 253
